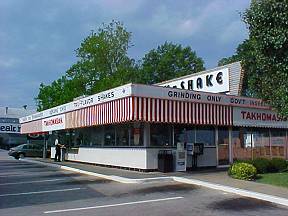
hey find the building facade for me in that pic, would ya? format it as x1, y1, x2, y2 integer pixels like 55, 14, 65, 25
20, 81, 288, 170
0, 107, 35, 149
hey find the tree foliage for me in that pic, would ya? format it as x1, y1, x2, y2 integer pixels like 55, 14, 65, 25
243, 0, 288, 116
67, 20, 138, 95
219, 0, 288, 116
36, 21, 205, 111
139, 42, 205, 84
36, 20, 138, 111
218, 39, 260, 97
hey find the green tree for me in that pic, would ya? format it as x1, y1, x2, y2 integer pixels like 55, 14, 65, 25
36, 20, 138, 111
243, 0, 288, 116
218, 39, 260, 97
35, 76, 86, 111
139, 42, 205, 84
67, 20, 138, 95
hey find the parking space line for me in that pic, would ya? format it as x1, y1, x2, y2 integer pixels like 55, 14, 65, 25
0, 188, 83, 197
0, 178, 65, 186
0, 172, 32, 177
44, 196, 184, 214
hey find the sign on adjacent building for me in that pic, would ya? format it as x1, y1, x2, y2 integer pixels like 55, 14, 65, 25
0, 123, 21, 134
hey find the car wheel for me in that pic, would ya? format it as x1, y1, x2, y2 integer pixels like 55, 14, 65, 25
18, 153, 25, 159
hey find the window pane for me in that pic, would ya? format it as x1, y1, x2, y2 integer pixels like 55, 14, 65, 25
150, 124, 172, 147
195, 126, 215, 146
116, 125, 129, 146
104, 126, 115, 146
218, 127, 229, 165
252, 128, 270, 159
271, 129, 286, 158
232, 127, 252, 161
174, 125, 195, 144
130, 123, 144, 146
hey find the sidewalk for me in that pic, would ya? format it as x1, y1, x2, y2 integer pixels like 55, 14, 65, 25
24, 157, 288, 206
176, 170, 288, 200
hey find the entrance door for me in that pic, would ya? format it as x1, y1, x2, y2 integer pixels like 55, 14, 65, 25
217, 127, 230, 166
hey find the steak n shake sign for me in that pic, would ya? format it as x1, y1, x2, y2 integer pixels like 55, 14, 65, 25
157, 68, 230, 93
42, 114, 65, 132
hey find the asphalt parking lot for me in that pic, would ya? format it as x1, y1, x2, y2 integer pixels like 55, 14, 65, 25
1, 150, 288, 216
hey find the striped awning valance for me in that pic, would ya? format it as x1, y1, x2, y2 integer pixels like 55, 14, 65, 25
21, 96, 233, 133
21, 119, 42, 134
133, 97, 232, 126
65, 96, 232, 129
65, 97, 133, 129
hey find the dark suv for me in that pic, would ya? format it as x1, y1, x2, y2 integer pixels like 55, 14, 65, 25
8, 144, 43, 159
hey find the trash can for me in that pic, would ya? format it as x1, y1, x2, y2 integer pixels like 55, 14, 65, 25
158, 150, 173, 172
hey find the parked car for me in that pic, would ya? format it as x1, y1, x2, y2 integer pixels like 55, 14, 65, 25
8, 144, 43, 159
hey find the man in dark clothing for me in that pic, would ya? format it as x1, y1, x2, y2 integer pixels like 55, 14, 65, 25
54, 138, 61, 162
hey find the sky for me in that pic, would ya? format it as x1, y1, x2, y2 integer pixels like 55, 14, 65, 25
0, 0, 250, 110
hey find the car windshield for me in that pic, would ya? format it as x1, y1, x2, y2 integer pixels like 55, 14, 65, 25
16, 144, 26, 149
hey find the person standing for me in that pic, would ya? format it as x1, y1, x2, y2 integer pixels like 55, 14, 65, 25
54, 138, 61, 162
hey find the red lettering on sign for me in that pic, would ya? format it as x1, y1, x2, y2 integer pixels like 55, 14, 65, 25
44, 117, 63, 126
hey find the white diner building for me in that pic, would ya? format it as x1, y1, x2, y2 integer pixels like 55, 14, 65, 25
20, 62, 288, 171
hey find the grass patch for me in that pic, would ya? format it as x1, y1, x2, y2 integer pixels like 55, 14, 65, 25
256, 172, 288, 188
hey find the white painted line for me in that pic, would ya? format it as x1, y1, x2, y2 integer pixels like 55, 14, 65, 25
173, 177, 288, 207
0, 188, 83, 197
44, 196, 184, 214
0, 178, 64, 186
23, 158, 288, 207
0, 172, 32, 177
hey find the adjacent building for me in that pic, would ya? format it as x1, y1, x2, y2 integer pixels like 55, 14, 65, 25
0, 107, 35, 149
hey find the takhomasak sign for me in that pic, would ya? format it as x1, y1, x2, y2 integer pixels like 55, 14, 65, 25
42, 114, 65, 132
233, 107, 288, 128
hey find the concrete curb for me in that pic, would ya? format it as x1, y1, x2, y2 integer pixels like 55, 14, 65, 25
22, 158, 288, 207
173, 177, 288, 207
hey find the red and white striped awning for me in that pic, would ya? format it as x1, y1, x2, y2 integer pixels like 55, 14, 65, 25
21, 119, 42, 134
133, 97, 232, 126
22, 96, 233, 133
65, 97, 133, 129
65, 96, 232, 129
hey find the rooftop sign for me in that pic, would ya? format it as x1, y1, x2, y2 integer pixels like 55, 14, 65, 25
158, 68, 230, 93
156, 61, 243, 96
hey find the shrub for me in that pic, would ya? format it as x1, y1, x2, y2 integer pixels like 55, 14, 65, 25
252, 158, 271, 174
270, 158, 287, 172
228, 162, 257, 181
233, 159, 253, 165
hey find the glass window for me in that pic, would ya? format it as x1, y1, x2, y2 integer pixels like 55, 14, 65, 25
104, 126, 115, 146
22, 145, 28, 149
130, 123, 144, 146
195, 126, 215, 146
116, 125, 129, 146
218, 127, 229, 165
150, 124, 172, 147
232, 127, 253, 161
90, 127, 104, 147
271, 129, 286, 158
251, 128, 270, 158
174, 125, 195, 144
